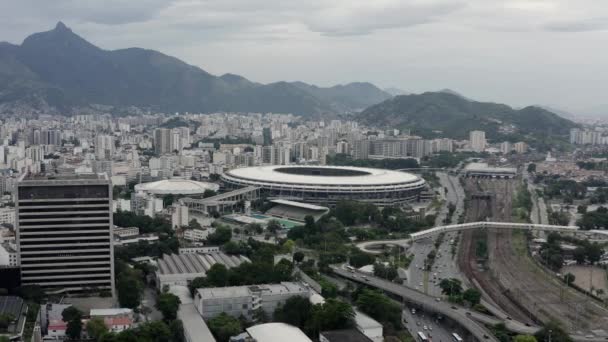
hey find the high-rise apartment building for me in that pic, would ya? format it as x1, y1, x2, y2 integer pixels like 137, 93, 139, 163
16, 174, 115, 296
154, 128, 172, 155
95, 135, 114, 160
469, 130, 486, 152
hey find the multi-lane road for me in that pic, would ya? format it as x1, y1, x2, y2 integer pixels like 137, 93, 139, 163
406, 231, 462, 297
333, 266, 511, 342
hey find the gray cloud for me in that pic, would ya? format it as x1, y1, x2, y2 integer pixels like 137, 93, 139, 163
544, 18, 608, 32
1, 0, 608, 113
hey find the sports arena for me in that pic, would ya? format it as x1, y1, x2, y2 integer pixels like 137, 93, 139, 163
221, 165, 426, 206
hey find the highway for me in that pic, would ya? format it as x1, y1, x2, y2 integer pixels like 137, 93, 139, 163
332, 266, 505, 342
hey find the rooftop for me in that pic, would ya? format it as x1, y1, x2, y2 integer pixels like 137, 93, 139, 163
19, 172, 109, 185
246, 323, 312, 342
134, 178, 219, 195
225, 165, 422, 186
321, 329, 373, 342
156, 252, 250, 276
196, 282, 308, 299
464, 162, 517, 174
178, 304, 216, 342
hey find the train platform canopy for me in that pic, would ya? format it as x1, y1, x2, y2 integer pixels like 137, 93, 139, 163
463, 162, 517, 178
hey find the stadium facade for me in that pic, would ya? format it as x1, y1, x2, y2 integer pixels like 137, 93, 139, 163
221, 165, 426, 206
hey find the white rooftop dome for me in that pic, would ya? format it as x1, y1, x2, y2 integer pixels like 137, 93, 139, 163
246, 323, 312, 342
134, 179, 219, 195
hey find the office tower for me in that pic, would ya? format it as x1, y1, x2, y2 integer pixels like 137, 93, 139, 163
469, 130, 486, 152
154, 128, 172, 155
16, 174, 115, 296
95, 135, 114, 160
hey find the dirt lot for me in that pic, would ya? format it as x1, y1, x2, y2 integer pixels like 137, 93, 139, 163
562, 265, 608, 296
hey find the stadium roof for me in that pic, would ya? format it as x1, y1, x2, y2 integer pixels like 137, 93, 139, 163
270, 199, 329, 211
246, 323, 312, 342
225, 165, 421, 186
134, 179, 219, 195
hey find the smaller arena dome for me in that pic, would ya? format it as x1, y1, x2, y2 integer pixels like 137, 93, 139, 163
134, 179, 219, 195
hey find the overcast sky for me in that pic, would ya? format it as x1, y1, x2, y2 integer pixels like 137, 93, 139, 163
2, 0, 608, 114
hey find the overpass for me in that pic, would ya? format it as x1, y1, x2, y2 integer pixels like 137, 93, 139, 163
332, 266, 513, 342
332, 267, 605, 342
357, 221, 608, 253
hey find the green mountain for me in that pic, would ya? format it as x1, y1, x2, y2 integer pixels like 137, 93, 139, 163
358, 92, 578, 140
0, 22, 391, 116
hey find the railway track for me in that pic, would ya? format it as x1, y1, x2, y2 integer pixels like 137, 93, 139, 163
459, 178, 608, 333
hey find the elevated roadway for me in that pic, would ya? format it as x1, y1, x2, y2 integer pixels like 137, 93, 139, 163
333, 267, 607, 342
332, 266, 525, 342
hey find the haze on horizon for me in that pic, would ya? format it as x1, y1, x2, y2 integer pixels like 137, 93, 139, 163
2, 0, 608, 116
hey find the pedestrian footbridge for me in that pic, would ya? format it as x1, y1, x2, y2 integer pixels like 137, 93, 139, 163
358, 221, 608, 253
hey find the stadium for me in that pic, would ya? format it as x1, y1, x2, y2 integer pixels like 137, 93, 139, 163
221, 165, 426, 206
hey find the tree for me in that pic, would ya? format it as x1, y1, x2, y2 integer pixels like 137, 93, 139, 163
189, 277, 208, 295
208, 313, 242, 342
439, 278, 463, 296
138, 320, 172, 342
585, 242, 603, 264
86, 317, 108, 341
116, 273, 143, 309
535, 321, 572, 342
304, 215, 315, 229
169, 319, 185, 342
266, 220, 282, 234
293, 251, 305, 263
577, 205, 587, 214
463, 288, 481, 306
563, 273, 576, 286
356, 289, 402, 329
187, 219, 202, 230
203, 189, 217, 198
282, 239, 295, 253
349, 251, 375, 268
62, 307, 83, 340
373, 263, 398, 281
274, 296, 313, 328
18, 285, 45, 303
527, 163, 536, 173
572, 247, 587, 264
314, 298, 355, 331
206, 264, 230, 286
156, 293, 181, 321
207, 226, 232, 245
514, 335, 537, 342
0, 314, 14, 330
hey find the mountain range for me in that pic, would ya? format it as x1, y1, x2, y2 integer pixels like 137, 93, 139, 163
358, 92, 578, 139
0, 22, 579, 140
0, 22, 392, 116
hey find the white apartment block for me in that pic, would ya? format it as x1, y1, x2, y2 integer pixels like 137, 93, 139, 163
0, 207, 15, 226
0, 242, 18, 266
183, 228, 210, 242
469, 130, 486, 152
194, 282, 309, 320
